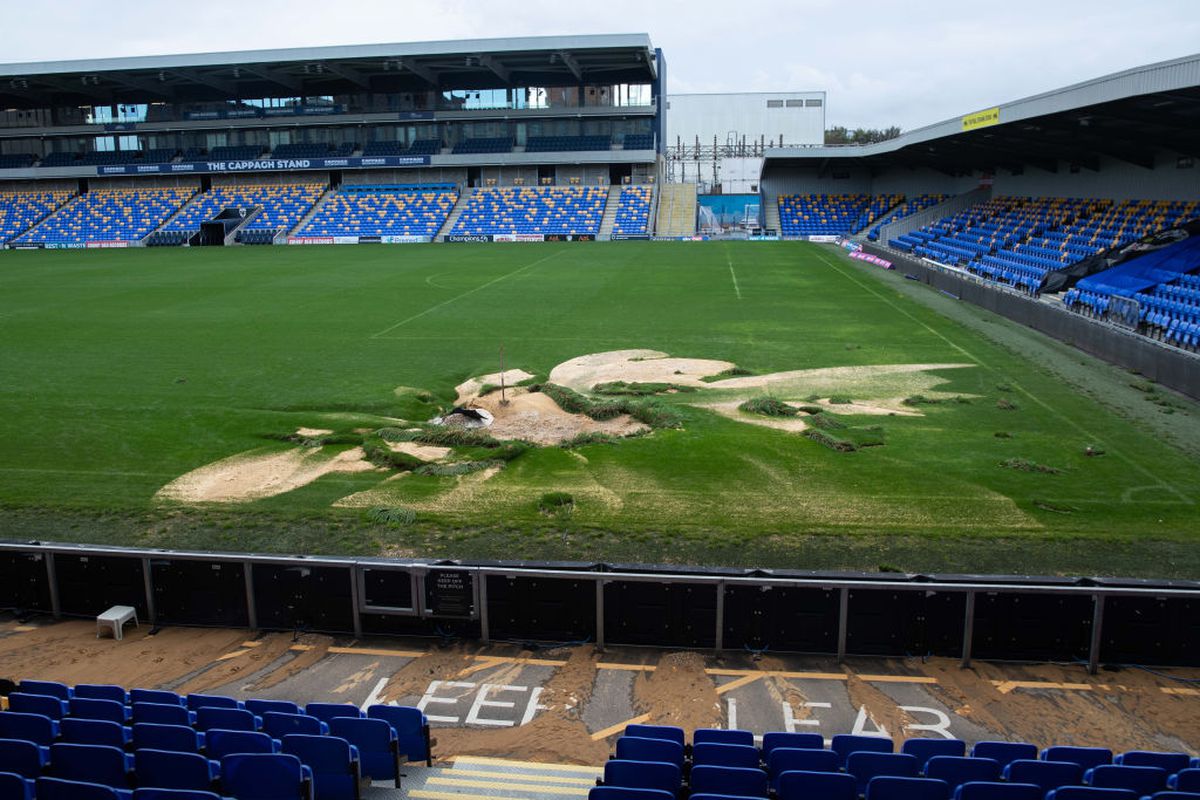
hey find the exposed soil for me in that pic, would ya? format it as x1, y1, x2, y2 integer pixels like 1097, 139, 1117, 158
386, 442, 452, 461
173, 632, 297, 694
633, 651, 723, 731
155, 446, 379, 504
249, 635, 332, 692
454, 370, 536, 406
432, 645, 610, 766
471, 388, 648, 445
379, 644, 479, 703
843, 668, 918, 738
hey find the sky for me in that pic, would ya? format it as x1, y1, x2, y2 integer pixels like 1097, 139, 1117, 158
0, 0, 1196, 131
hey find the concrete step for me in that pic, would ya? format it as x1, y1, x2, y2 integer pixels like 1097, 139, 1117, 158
436, 187, 473, 240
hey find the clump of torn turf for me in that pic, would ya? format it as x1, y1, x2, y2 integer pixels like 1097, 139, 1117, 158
1033, 499, 1078, 514
593, 381, 696, 396
803, 430, 859, 452
538, 491, 575, 515
828, 395, 853, 405
700, 366, 754, 382
807, 413, 847, 431
414, 460, 503, 476
903, 395, 972, 406
560, 432, 620, 448
361, 438, 425, 471
1000, 457, 1060, 474
531, 383, 683, 429
738, 397, 799, 417
997, 398, 1019, 411
262, 431, 364, 448
367, 506, 416, 526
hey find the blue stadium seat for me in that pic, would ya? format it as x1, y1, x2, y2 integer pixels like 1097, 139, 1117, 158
0, 770, 32, 800
18, 681, 71, 702
1115, 752, 1191, 773
1044, 747, 1113, 771
74, 686, 129, 705
220, 753, 312, 800
1170, 770, 1200, 792
614, 737, 684, 768
847, 752, 921, 794
131, 790, 226, 800
48, 743, 133, 789
903, 739, 968, 770
194, 708, 259, 733
8, 693, 68, 721
130, 691, 183, 708
366, 705, 431, 764
262, 713, 328, 740
776, 770, 857, 800
1144, 793, 1200, 800
0, 739, 47, 779
35, 776, 132, 800
601, 759, 681, 794
954, 782, 1043, 800
692, 742, 760, 769
133, 749, 219, 792
761, 731, 824, 758
304, 704, 362, 724
132, 704, 195, 727
1084, 765, 1168, 795
612, 186, 652, 236
185, 695, 240, 712
689, 765, 768, 797
280, 734, 360, 800
623, 725, 685, 747
924, 757, 1001, 790
69, 698, 131, 725
832, 734, 894, 766
131, 724, 204, 754
60, 718, 131, 749
1004, 759, 1084, 792
867, 776, 950, 800
244, 700, 301, 717
0, 712, 59, 746
971, 742, 1038, 770
767, 747, 841, 786
204, 730, 278, 760
694, 729, 755, 747
16, 188, 192, 245
588, 788, 674, 800
1044, 788, 1137, 800
451, 186, 607, 237
326, 718, 397, 784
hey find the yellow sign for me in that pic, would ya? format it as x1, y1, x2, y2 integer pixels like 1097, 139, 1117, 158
962, 107, 1001, 131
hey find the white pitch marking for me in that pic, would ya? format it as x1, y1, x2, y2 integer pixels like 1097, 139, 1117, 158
727, 256, 743, 300
370, 249, 564, 338
359, 677, 388, 712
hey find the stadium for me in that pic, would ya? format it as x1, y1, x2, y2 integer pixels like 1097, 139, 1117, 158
0, 26, 1197, 800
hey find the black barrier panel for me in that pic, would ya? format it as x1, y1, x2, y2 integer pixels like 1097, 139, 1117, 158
252, 564, 354, 633
972, 592, 1092, 662
846, 589, 965, 657
425, 568, 475, 618
723, 585, 839, 652
53, 553, 147, 619
1101, 595, 1199, 667
360, 613, 481, 639
361, 568, 415, 610
0, 552, 52, 612
605, 581, 716, 648
151, 559, 248, 627
485, 575, 596, 643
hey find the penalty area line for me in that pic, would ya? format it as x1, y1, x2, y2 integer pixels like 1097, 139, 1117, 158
369, 249, 565, 339
725, 247, 743, 300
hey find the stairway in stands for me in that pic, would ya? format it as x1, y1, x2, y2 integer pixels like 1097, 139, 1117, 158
365, 755, 600, 799
762, 193, 781, 233
655, 183, 697, 236
143, 187, 205, 241
436, 188, 475, 240
286, 184, 336, 240
598, 185, 623, 238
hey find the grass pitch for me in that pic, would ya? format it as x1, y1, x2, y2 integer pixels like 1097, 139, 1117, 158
1, 241, 1198, 576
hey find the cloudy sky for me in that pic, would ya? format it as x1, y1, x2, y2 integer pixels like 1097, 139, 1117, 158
1, 0, 1196, 131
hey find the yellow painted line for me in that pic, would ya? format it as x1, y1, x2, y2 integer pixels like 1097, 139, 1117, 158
14, 626, 37, 632
596, 662, 656, 672
327, 645, 426, 658
1161, 687, 1200, 696
451, 755, 603, 774
707, 668, 848, 680
450, 768, 596, 786
858, 674, 938, 684
411, 791, 539, 800
715, 674, 764, 694
216, 649, 252, 661
241, 640, 262, 648
994, 680, 1096, 694
427, 776, 590, 794
589, 713, 651, 741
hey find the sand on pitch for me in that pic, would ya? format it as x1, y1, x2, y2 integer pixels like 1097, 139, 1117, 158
156, 446, 379, 504
469, 387, 648, 446
455, 369, 536, 405
387, 441, 452, 461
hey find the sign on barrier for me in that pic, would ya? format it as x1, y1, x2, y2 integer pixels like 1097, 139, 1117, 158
446, 235, 493, 243
96, 155, 430, 176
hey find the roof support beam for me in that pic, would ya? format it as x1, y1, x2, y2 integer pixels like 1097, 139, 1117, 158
397, 59, 437, 86
169, 68, 236, 96
241, 65, 302, 94
558, 51, 582, 82
35, 76, 109, 102
479, 55, 510, 83
107, 73, 175, 101
320, 63, 370, 90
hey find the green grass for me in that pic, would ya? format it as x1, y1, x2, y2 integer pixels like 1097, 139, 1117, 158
1, 241, 1198, 576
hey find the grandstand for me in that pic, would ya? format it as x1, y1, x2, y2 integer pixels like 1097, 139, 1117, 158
0, 189, 72, 243
15, 187, 193, 246
779, 194, 902, 237
450, 186, 608, 237
611, 185, 653, 236
297, 185, 458, 240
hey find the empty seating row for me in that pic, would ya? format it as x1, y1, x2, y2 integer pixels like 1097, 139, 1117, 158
612, 186, 653, 236
450, 137, 513, 154
0, 190, 74, 243
15, 188, 193, 245
361, 139, 441, 157
298, 185, 458, 239
161, 184, 324, 237
779, 194, 902, 237
525, 135, 611, 152
622, 133, 656, 150
268, 143, 355, 160
451, 186, 607, 236
866, 194, 948, 240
